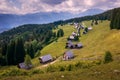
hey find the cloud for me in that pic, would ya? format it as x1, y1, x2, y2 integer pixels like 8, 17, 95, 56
0, 0, 120, 15
41, 0, 66, 5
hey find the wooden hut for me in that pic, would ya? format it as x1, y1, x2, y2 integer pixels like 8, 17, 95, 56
39, 54, 53, 63
63, 51, 74, 60
66, 41, 75, 49
18, 62, 33, 70
75, 43, 83, 48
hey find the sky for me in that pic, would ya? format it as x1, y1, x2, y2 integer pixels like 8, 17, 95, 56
0, 0, 120, 15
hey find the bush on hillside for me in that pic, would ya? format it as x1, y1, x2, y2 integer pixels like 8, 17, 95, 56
59, 66, 65, 71
104, 51, 113, 63
67, 64, 74, 71
84, 27, 88, 32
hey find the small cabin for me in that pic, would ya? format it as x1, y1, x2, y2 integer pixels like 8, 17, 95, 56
72, 32, 77, 36
80, 25, 85, 29
63, 51, 74, 60
88, 27, 93, 30
18, 62, 32, 70
74, 23, 78, 28
75, 43, 83, 48
66, 40, 72, 44
69, 35, 75, 40
66, 41, 75, 49
39, 54, 53, 63
67, 35, 75, 41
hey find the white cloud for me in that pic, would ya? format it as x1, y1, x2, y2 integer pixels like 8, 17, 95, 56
0, 0, 119, 15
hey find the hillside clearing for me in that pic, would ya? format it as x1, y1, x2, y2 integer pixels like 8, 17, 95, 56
0, 20, 120, 80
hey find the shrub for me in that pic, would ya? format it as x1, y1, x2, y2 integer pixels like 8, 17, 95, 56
24, 54, 32, 66
30, 69, 44, 75
46, 65, 56, 72
104, 51, 113, 63
74, 36, 79, 41
67, 64, 74, 71
75, 62, 83, 68
59, 66, 65, 71
95, 60, 102, 65
84, 27, 88, 32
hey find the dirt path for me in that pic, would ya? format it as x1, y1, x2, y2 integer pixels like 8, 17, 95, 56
36, 56, 61, 69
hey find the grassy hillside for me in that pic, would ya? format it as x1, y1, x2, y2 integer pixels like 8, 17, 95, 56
40, 20, 120, 62
0, 20, 120, 80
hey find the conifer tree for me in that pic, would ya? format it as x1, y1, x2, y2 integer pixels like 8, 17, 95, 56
1, 43, 7, 56
110, 8, 120, 29
6, 40, 15, 65
104, 51, 113, 63
14, 38, 25, 64
24, 54, 32, 66
29, 44, 34, 59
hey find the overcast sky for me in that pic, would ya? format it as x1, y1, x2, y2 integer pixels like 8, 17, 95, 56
0, 0, 120, 15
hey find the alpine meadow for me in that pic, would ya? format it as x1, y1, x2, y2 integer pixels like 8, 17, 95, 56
0, 1, 120, 80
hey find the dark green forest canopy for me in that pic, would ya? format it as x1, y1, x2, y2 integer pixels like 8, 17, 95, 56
110, 8, 120, 29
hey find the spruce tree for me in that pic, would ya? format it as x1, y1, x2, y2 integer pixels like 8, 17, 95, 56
1, 43, 7, 56
110, 8, 120, 29
57, 30, 60, 37
53, 32, 56, 37
6, 40, 15, 65
95, 20, 98, 25
14, 38, 25, 64
104, 51, 113, 63
57, 29, 64, 37
29, 44, 34, 59
24, 54, 32, 66
60, 29, 64, 37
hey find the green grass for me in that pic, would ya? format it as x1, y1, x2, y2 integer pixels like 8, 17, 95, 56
1, 61, 120, 80
1, 20, 120, 80
41, 24, 75, 57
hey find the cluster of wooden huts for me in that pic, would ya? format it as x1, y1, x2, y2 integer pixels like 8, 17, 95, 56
18, 22, 93, 69
65, 40, 83, 49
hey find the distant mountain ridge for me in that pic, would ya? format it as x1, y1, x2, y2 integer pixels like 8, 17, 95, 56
0, 8, 104, 33
78, 9, 104, 16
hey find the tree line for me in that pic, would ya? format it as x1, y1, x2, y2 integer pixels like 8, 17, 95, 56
0, 28, 64, 66
110, 8, 120, 29
0, 38, 25, 65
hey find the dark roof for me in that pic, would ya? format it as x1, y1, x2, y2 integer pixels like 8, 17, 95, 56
76, 43, 83, 47
18, 62, 32, 69
65, 51, 74, 58
67, 40, 72, 44
19, 62, 26, 69
39, 54, 52, 63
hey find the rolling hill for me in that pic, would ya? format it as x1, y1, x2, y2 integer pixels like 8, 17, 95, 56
0, 20, 120, 80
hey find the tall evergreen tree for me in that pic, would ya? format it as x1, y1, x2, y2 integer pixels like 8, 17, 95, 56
24, 54, 32, 66
1, 43, 7, 56
95, 20, 98, 25
28, 44, 34, 59
110, 8, 120, 29
57, 30, 59, 37
57, 29, 64, 37
6, 40, 15, 65
14, 38, 25, 64
53, 32, 56, 37
60, 29, 64, 37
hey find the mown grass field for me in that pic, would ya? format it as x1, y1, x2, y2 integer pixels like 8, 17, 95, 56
0, 20, 120, 80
